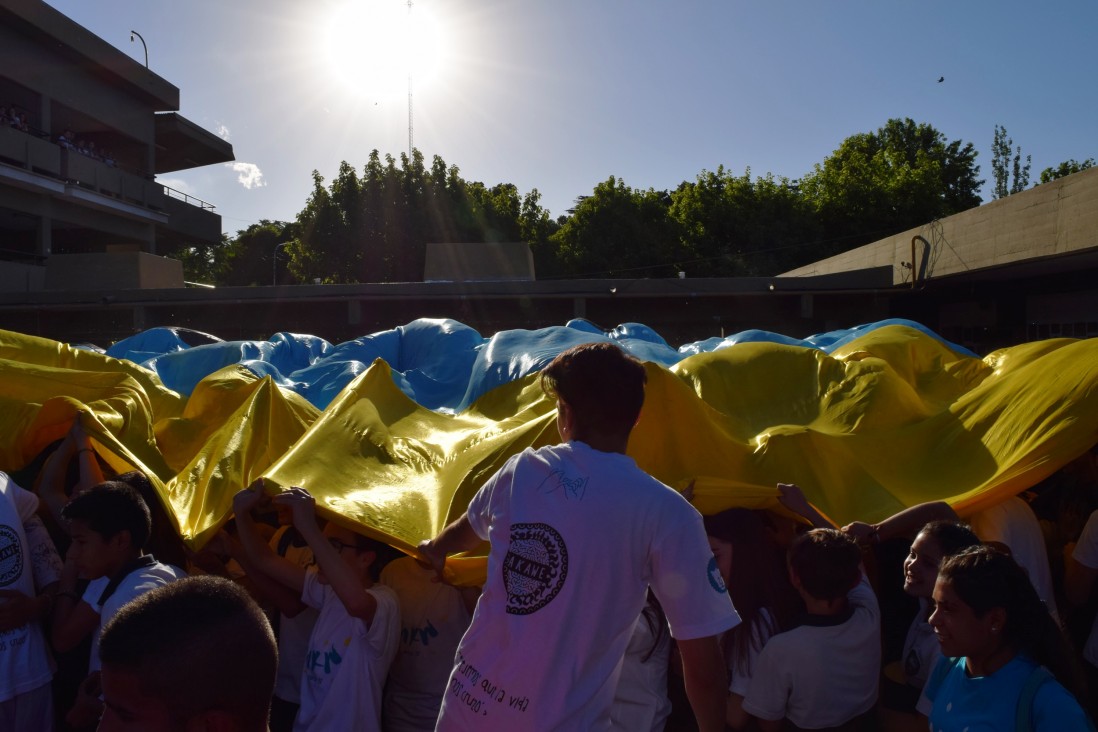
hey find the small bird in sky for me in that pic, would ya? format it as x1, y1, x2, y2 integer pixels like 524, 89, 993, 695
937, 76, 945, 83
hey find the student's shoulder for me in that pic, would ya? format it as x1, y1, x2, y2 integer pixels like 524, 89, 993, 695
1031, 675, 1092, 730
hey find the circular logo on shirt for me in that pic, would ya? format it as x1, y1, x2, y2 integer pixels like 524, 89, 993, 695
503, 523, 568, 615
0, 525, 23, 587
707, 556, 727, 593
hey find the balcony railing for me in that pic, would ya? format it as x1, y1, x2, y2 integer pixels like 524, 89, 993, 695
163, 185, 215, 210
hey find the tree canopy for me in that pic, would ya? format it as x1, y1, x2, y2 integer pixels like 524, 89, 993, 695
181, 118, 993, 285
991, 124, 1031, 199
1039, 158, 1095, 185
799, 118, 982, 257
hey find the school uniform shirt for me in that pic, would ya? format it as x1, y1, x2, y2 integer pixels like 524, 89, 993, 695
82, 556, 186, 672
380, 556, 474, 732
293, 569, 400, 732
902, 597, 939, 690
742, 575, 881, 729
1072, 509, 1098, 667
269, 525, 319, 705
0, 474, 56, 703
609, 610, 672, 732
436, 442, 740, 732
969, 496, 1060, 622
728, 608, 778, 697
918, 655, 1092, 731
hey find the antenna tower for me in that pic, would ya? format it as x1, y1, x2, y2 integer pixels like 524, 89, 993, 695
407, 0, 413, 160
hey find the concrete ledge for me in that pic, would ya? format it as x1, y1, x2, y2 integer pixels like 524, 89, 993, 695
783, 166, 1098, 284
45, 252, 183, 291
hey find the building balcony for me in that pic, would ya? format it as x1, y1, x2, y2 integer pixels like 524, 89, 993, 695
161, 189, 223, 245
61, 149, 166, 210
0, 125, 61, 176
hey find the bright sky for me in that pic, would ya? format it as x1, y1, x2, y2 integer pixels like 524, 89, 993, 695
47, 0, 1098, 236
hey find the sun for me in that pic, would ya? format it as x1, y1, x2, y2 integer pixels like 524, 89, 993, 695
320, 0, 445, 100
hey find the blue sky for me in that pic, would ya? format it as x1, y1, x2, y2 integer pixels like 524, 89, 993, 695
47, 0, 1098, 236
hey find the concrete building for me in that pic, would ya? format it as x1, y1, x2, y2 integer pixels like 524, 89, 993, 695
783, 165, 1098, 350
0, 0, 232, 292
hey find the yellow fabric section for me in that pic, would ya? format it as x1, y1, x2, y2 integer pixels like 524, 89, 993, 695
2, 325, 1097, 587
156, 365, 320, 546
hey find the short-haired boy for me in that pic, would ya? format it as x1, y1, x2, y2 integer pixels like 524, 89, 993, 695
743, 528, 881, 731
233, 480, 400, 732
98, 575, 278, 731
51, 479, 186, 726
420, 342, 739, 731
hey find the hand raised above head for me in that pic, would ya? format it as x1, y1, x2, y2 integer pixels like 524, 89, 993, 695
232, 478, 267, 516
272, 487, 317, 527
841, 521, 879, 545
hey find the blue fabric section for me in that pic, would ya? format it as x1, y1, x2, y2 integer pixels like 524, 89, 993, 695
89, 318, 978, 412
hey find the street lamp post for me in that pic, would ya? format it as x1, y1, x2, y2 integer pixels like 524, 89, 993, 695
129, 30, 148, 68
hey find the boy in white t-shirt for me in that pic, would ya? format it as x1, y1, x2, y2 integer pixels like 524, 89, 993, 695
233, 480, 400, 732
420, 343, 739, 732
743, 528, 881, 731
51, 480, 186, 728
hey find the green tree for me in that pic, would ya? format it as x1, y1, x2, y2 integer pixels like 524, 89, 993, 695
174, 233, 232, 285
289, 151, 552, 283
1038, 158, 1095, 184
800, 118, 982, 259
669, 167, 819, 276
991, 124, 1031, 198
220, 220, 295, 286
549, 177, 683, 278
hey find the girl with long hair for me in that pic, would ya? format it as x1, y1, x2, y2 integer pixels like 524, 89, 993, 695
704, 507, 798, 730
921, 545, 1094, 730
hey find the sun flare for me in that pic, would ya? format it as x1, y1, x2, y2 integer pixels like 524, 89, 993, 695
320, 0, 445, 100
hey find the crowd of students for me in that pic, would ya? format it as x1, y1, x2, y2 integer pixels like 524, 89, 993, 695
0, 342, 1096, 731
1, 105, 31, 133
0, 104, 117, 168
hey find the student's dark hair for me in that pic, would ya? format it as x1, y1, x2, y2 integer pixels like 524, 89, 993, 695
788, 528, 862, 601
918, 520, 980, 558
638, 590, 668, 664
705, 508, 793, 672
114, 471, 187, 568
99, 575, 277, 728
61, 480, 152, 549
939, 545, 1088, 703
539, 342, 646, 438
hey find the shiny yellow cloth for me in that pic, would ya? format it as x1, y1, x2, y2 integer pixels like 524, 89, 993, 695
2, 325, 1097, 588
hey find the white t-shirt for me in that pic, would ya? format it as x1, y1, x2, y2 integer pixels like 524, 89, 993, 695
82, 556, 186, 672
969, 496, 1059, 622
1072, 509, 1098, 667
269, 525, 319, 705
294, 569, 400, 732
380, 556, 474, 732
610, 607, 672, 732
0, 474, 57, 702
743, 575, 881, 729
436, 442, 740, 732
902, 597, 939, 690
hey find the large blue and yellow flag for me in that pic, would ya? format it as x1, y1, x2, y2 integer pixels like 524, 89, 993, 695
2, 319, 1096, 579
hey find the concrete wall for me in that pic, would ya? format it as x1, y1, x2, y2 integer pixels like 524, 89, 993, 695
44, 252, 183, 291
783, 166, 1098, 283
0, 261, 46, 291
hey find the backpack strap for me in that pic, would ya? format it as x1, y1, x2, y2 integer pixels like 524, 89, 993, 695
96, 554, 158, 607
1014, 664, 1053, 732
